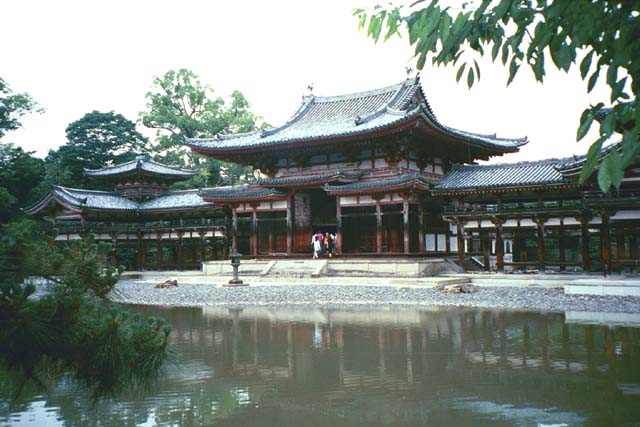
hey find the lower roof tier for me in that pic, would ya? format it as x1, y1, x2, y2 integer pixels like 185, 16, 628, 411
28, 144, 636, 215
25, 187, 214, 215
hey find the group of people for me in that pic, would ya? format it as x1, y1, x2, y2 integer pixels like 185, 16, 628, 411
311, 231, 336, 259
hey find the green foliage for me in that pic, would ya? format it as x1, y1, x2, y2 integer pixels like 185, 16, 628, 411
0, 143, 45, 222
0, 219, 171, 401
0, 78, 42, 139
43, 111, 149, 190
140, 69, 265, 187
355, 0, 640, 192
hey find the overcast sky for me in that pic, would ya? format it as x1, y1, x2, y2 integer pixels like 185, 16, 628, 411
2, 0, 611, 163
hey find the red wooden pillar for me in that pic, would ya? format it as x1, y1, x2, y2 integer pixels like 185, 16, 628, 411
481, 230, 490, 272
251, 205, 258, 256
630, 228, 638, 271
579, 214, 591, 272
190, 231, 197, 263
222, 228, 229, 260
375, 198, 382, 254
110, 234, 117, 266
198, 230, 206, 263
534, 216, 546, 271
177, 231, 184, 271
455, 218, 466, 270
156, 232, 164, 269
403, 196, 410, 255
231, 207, 238, 254
268, 228, 274, 254
493, 217, 504, 272
335, 196, 342, 255
600, 210, 611, 275
137, 232, 145, 271
418, 205, 426, 254
558, 220, 566, 272
211, 239, 218, 261
286, 197, 293, 256
616, 228, 625, 272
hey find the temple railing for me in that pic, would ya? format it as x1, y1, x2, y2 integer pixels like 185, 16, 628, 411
54, 218, 227, 233
443, 191, 640, 217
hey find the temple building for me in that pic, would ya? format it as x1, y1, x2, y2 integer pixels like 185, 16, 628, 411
26, 155, 229, 270
28, 75, 640, 273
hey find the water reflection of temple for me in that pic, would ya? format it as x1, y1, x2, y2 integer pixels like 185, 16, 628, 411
152, 306, 640, 426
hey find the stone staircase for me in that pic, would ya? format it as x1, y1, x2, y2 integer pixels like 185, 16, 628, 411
260, 259, 328, 278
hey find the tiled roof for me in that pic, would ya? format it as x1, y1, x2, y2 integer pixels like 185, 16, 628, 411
184, 76, 526, 154
324, 173, 433, 195
39, 186, 212, 212
433, 159, 573, 192
555, 141, 627, 177
257, 171, 363, 187
51, 187, 139, 211
138, 190, 212, 211
199, 185, 286, 201
84, 155, 196, 179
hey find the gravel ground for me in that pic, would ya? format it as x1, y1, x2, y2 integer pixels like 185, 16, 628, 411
111, 281, 640, 314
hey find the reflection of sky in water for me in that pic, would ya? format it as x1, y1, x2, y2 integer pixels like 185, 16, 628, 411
0, 401, 60, 427
0, 306, 639, 427
449, 398, 586, 427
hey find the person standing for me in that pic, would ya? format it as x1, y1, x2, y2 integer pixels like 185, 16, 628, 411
312, 234, 322, 259
323, 232, 333, 258
328, 232, 336, 257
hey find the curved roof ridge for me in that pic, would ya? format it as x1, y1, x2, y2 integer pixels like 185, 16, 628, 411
311, 81, 405, 103
83, 158, 137, 174
259, 96, 317, 137
436, 123, 528, 147
452, 157, 573, 170
144, 157, 195, 172
355, 78, 413, 126
83, 155, 196, 177
54, 185, 119, 195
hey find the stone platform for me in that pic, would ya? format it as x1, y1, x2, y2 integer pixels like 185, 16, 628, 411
201, 257, 461, 278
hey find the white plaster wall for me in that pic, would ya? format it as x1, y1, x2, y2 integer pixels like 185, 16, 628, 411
611, 210, 640, 220
546, 218, 561, 226
358, 195, 375, 205
450, 237, 458, 252
563, 217, 579, 226
520, 218, 535, 227
340, 196, 358, 206
503, 219, 518, 227
426, 234, 436, 251
375, 158, 388, 168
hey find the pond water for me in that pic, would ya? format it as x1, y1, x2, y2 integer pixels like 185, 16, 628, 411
1, 305, 640, 427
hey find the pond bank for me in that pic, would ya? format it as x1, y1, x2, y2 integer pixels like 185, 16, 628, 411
112, 272, 640, 322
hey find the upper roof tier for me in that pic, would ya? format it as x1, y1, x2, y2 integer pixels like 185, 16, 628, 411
84, 154, 197, 181
184, 75, 527, 161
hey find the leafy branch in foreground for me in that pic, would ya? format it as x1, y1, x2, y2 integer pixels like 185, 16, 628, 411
0, 219, 171, 401
355, 0, 640, 191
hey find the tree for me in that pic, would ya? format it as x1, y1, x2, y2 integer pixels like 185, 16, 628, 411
44, 111, 149, 189
140, 69, 265, 186
0, 79, 45, 222
0, 78, 42, 140
0, 220, 171, 401
0, 144, 45, 222
355, 0, 640, 191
